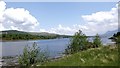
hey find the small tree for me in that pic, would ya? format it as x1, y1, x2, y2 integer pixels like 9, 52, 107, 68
93, 34, 102, 48
18, 42, 48, 66
65, 30, 88, 54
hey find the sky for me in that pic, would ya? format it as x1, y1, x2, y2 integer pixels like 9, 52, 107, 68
0, 1, 118, 36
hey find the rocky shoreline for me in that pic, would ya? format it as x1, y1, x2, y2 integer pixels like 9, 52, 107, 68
0, 55, 66, 66
0, 56, 19, 66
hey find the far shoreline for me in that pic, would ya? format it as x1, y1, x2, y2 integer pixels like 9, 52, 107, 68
0, 38, 70, 42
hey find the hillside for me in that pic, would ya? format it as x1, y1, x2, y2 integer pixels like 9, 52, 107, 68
41, 45, 118, 66
0, 30, 28, 34
0, 30, 71, 40
0, 30, 58, 36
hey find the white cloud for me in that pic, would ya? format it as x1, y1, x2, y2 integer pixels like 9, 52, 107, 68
39, 29, 48, 32
0, 1, 118, 36
0, 1, 6, 24
0, 1, 39, 31
39, 24, 88, 35
81, 4, 118, 35
40, 4, 118, 36
39, 24, 76, 35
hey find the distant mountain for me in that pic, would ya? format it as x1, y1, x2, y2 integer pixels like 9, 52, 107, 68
101, 29, 119, 37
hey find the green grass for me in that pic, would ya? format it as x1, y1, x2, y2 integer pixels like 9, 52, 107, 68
39, 45, 118, 66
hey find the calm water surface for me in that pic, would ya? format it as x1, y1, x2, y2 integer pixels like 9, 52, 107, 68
1, 37, 113, 58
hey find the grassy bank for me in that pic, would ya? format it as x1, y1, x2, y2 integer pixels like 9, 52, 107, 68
40, 45, 118, 66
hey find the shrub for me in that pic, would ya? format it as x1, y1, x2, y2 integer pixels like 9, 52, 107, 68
18, 42, 49, 66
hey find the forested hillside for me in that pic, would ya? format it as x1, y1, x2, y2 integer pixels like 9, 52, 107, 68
0, 30, 71, 40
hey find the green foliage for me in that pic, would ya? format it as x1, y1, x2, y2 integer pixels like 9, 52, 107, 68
110, 32, 120, 63
1, 33, 72, 41
110, 32, 120, 44
65, 31, 102, 54
93, 34, 102, 48
18, 42, 49, 66
1, 33, 59, 40
65, 30, 88, 54
0, 30, 72, 40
